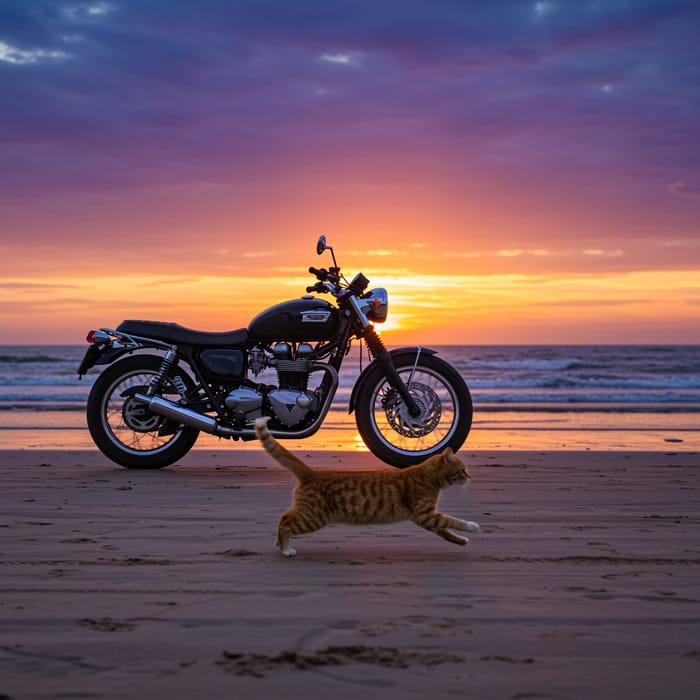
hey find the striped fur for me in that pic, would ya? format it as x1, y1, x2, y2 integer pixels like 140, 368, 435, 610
254, 417, 479, 557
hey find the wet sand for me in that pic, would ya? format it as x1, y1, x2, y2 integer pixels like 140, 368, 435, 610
1, 447, 699, 699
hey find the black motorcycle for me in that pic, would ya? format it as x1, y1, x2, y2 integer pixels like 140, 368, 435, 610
78, 236, 473, 468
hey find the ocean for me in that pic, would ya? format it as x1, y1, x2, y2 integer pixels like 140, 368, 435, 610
0, 344, 698, 452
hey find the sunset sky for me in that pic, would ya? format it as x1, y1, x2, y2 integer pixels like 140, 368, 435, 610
1, 0, 699, 345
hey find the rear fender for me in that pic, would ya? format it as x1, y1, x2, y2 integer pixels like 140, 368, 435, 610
348, 346, 437, 413
77, 345, 135, 377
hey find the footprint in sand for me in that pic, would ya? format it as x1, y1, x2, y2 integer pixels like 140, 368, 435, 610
78, 617, 137, 632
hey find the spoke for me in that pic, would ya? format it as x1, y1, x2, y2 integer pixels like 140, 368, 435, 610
371, 367, 458, 455
103, 369, 183, 454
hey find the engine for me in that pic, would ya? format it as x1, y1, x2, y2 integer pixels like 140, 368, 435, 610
224, 342, 318, 428
268, 388, 314, 427
224, 386, 263, 421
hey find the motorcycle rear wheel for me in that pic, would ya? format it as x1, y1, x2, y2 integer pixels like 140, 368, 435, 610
86, 355, 199, 469
355, 353, 473, 468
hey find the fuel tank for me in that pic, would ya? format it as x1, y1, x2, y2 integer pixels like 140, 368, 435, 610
248, 297, 339, 341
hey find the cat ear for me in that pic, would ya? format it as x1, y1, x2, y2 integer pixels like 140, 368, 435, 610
441, 447, 454, 461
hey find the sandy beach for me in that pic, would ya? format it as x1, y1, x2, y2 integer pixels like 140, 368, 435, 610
1, 447, 699, 699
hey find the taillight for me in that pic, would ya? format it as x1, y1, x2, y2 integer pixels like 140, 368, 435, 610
86, 330, 110, 344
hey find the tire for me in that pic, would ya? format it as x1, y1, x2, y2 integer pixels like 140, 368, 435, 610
355, 354, 473, 468
86, 355, 199, 469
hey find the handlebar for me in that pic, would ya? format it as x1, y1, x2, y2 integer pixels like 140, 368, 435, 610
308, 265, 341, 285
308, 266, 327, 280
307, 263, 367, 299
307, 268, 331, 294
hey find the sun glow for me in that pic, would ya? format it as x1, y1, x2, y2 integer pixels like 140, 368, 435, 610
0, 2, 698, 347
3, 267, 698, 345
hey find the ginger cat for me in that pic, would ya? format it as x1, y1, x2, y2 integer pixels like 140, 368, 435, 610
254, 417, 479, 557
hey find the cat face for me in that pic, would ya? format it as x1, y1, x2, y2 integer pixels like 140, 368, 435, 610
436, 448, 470, 486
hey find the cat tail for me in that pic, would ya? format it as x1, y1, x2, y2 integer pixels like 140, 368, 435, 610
254, 417, 314, 481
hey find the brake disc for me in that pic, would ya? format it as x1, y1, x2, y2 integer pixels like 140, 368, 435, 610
382, 382, 442, 438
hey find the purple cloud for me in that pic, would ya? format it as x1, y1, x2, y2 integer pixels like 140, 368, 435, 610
0, 0, 698, 231
669, 181, 700, 198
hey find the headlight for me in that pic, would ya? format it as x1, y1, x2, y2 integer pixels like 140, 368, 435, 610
361, 288, 388, 323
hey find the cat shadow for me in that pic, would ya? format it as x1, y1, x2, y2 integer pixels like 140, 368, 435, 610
275, 541, 478, 564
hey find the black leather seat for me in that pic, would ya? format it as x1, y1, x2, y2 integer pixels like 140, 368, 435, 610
116, 320, 248, 347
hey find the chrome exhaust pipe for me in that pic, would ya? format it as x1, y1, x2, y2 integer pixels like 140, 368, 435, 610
133, 393, 235, 438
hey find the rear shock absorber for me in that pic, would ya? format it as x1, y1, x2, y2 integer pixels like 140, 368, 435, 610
147, 346, 179, 397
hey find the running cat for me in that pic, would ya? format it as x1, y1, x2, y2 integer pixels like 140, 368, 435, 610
254, 417, 479, 557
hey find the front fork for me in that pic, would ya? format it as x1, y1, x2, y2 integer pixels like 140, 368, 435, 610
347, 296, 422, 418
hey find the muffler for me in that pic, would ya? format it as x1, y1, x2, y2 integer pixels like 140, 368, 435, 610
133, 393, 236, 438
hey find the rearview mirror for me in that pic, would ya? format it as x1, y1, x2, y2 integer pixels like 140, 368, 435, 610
316, 235, 327, 255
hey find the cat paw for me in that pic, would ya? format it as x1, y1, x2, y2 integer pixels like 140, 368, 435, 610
466, 521, 480, 533
454, 536, 468, 546
281, 547, 297, 557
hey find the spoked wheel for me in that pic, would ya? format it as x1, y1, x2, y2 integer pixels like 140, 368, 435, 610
355, 353, 473, 467
86, 355, 199, 469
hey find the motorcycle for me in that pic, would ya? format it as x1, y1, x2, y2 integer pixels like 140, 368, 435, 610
78, 236, 473, 469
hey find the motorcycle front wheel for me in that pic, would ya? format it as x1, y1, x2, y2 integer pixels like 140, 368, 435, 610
86, 355, 199, 469
355, 353, 473, 468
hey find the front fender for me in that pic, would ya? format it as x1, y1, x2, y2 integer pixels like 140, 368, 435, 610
348, 346, 437, 414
